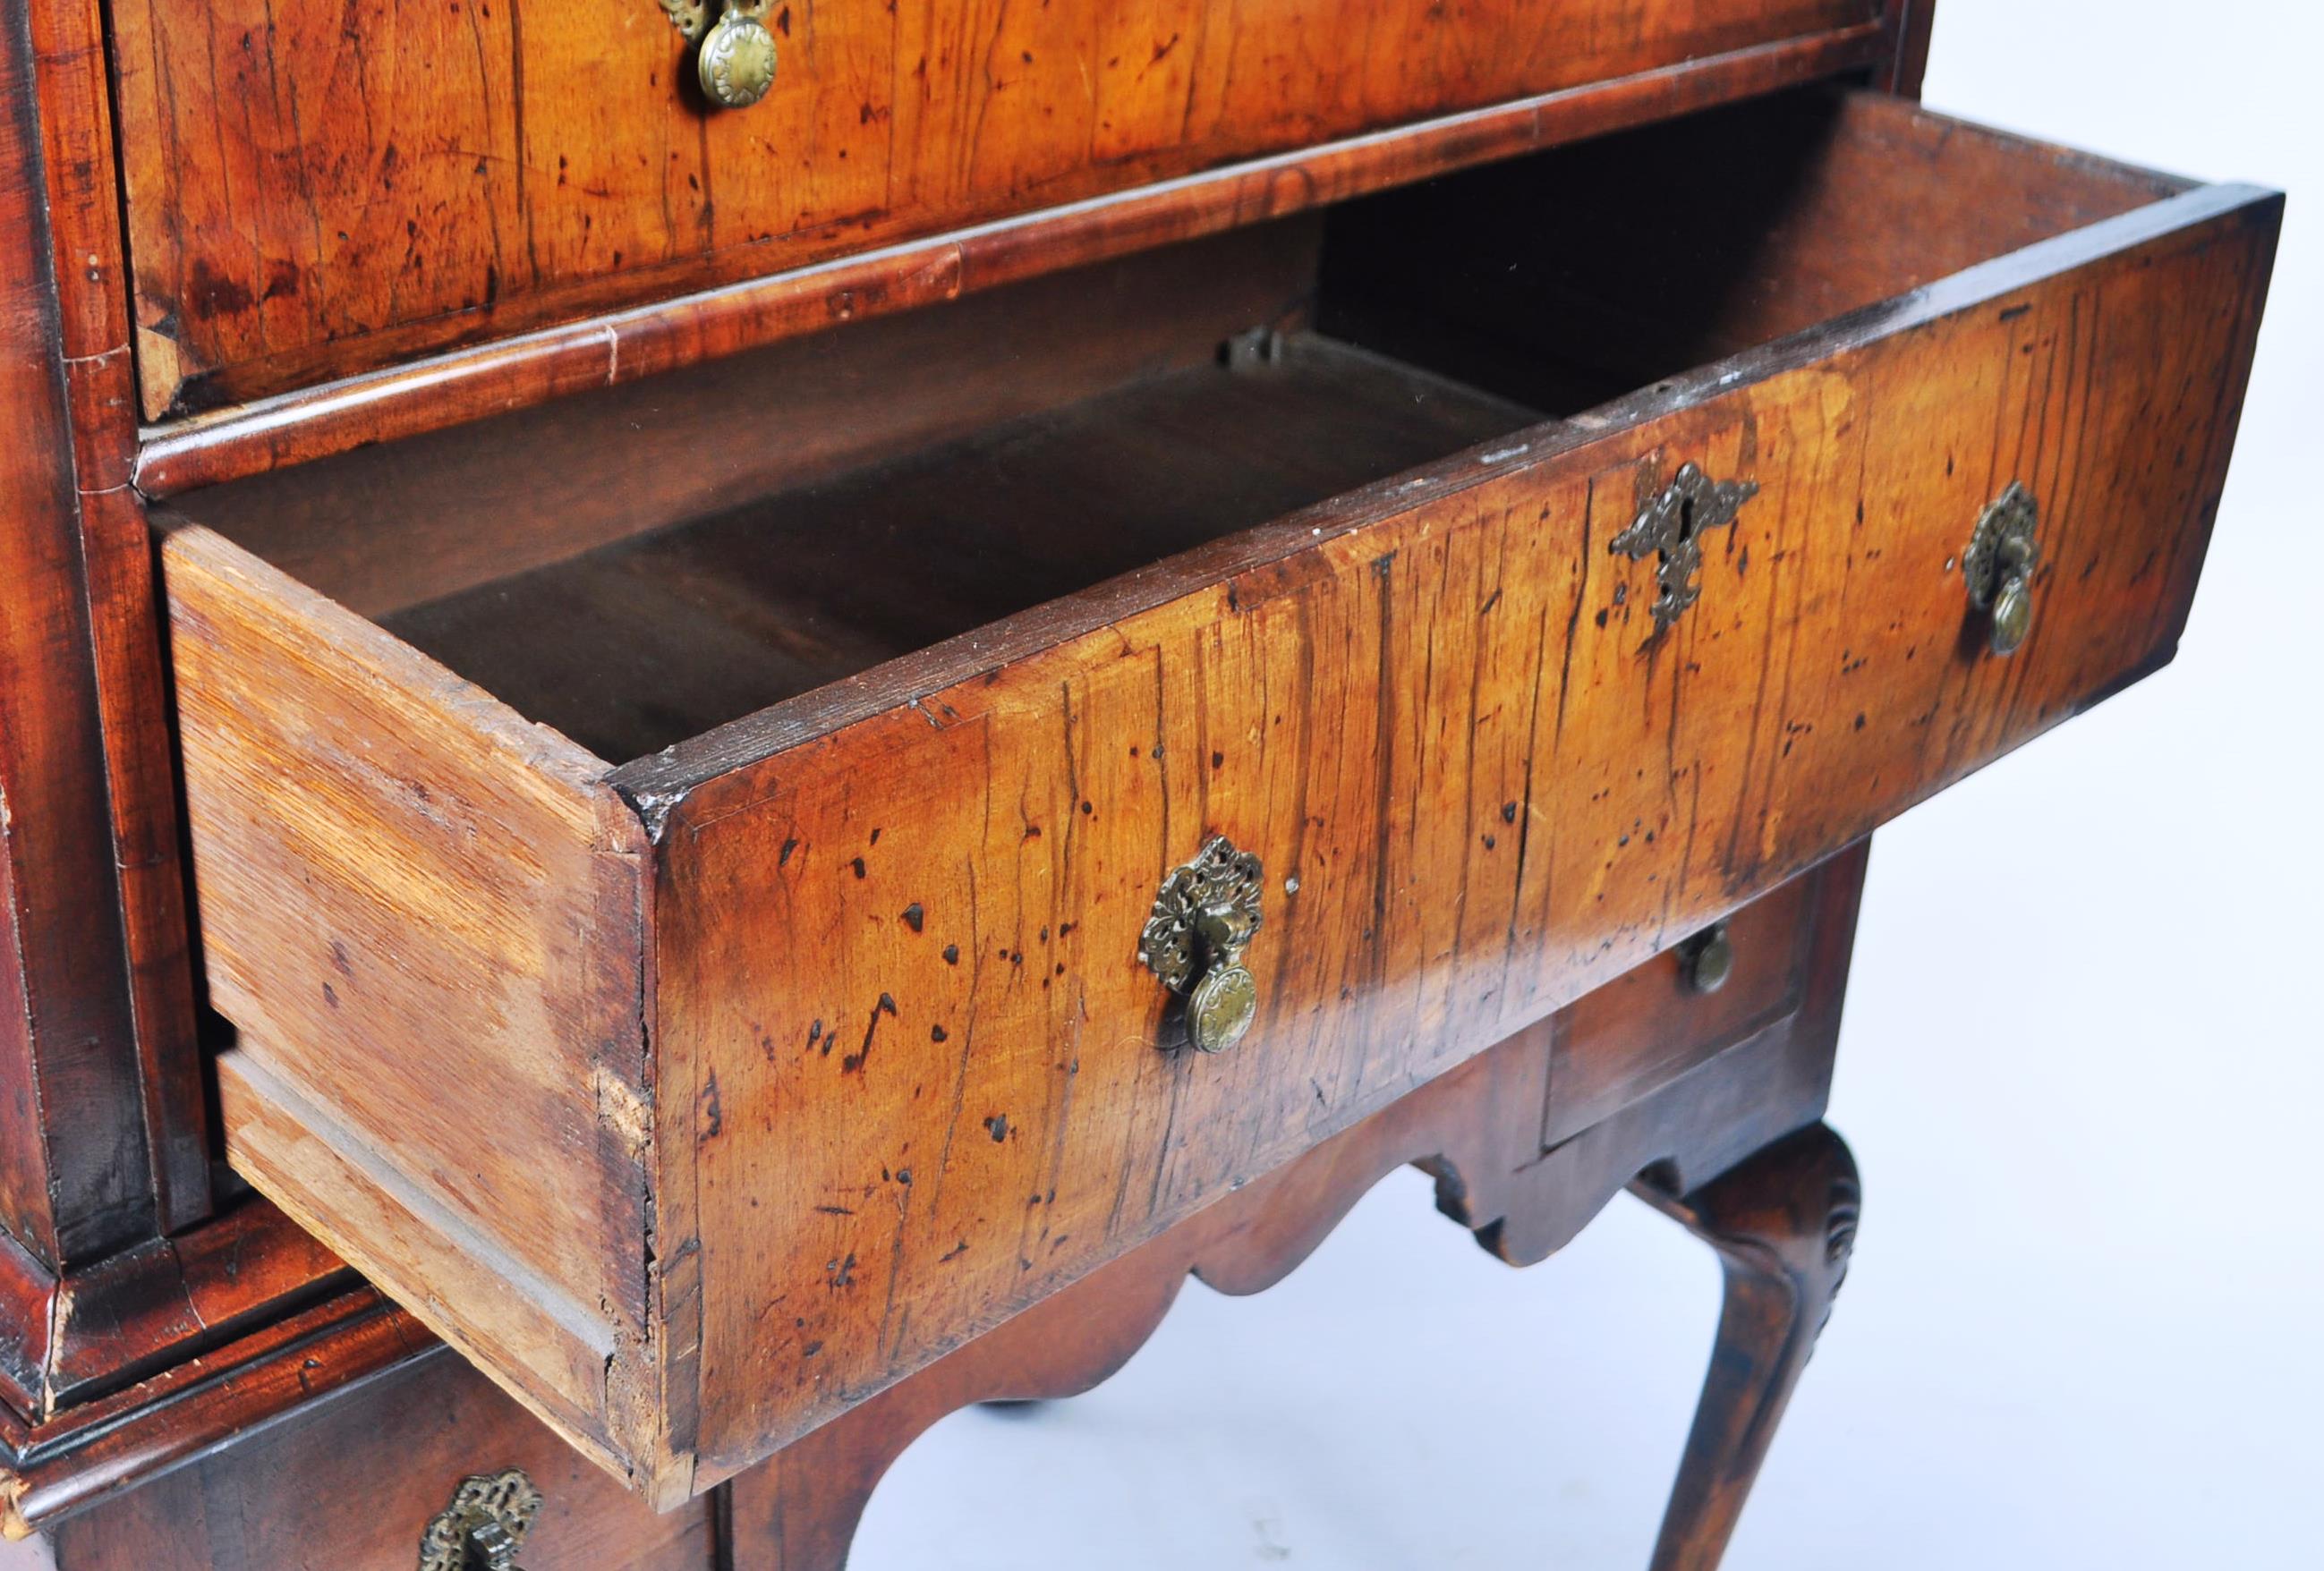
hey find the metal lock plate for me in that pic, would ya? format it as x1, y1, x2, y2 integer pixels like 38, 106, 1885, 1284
1609, 462, 1759, 633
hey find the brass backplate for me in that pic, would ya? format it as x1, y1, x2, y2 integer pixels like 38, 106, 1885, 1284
657, 0, 710, 38
1963, 481, 2040, 655
1140, 837, 1265, 1053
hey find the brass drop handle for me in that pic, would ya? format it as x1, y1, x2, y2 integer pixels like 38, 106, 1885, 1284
1964, 482, 2040, 657
660, 0, 778, 109
1140, 837, 1265, 1054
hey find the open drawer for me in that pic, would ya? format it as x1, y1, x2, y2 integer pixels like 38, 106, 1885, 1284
158, 88, 2278, 1503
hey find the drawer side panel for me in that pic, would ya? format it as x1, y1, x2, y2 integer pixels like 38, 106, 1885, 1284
162, 529, 661, 1479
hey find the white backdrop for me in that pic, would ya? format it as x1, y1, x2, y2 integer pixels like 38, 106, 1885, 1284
855, 4, 2323, 1564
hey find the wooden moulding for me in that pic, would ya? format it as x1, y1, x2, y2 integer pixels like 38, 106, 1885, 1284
166, 98, 2280, 1503
130, 25, 1887, 498
0, 0, 187, 1272
0, 1195, 361, 1535
1, 1287, 432, 1539
0, 1201, 350, 1427
37, 1340, 719, 1568
0, 0, 218, 1267
22, 0, 216, 1241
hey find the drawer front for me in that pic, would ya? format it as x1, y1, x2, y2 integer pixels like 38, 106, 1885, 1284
166, 112, 2278, 1500
47, 1348, 713, 1570
1542, 865, 1822, 1151
636, 178, 2276, 1481
109, 0, 1875, 416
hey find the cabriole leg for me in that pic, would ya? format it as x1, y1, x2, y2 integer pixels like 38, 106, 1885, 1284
1636, 1122, 1859, 1571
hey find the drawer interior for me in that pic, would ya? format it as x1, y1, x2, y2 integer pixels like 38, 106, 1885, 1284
166, 88, 2186, 767
373, 334, 1528, 761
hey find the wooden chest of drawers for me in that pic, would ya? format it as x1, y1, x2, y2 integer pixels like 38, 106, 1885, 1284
0, 0, 2283, 1565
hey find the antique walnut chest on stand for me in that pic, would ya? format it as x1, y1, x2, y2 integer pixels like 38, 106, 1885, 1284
0, 0, 2279, 1564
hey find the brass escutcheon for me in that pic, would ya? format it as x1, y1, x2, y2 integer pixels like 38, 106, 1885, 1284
418, 1469, 543, 1571
1963, 482, 2040, 656
1609, 462, 1759, 633
1140, 836, 1264, 1054
660, 0, 777, 109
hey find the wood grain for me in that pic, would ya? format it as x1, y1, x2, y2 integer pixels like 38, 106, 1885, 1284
1317, 88, 2186, 416
1638, 1122, 1860, 1571
2, 1288, 421, 1539
128, 26, 1889, 496
167, 92, 2201, 755
21, 0, 214, 1239
1542, 873, 1814, 1150
6, 847, 1851, 1553
109, 0, 1879, 419
374, 332, 1536, 760
0, 1200, 347, 1422
166, 217, 1330, 623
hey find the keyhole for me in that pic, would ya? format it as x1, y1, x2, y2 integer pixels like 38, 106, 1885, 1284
1675, 496, 1698, 544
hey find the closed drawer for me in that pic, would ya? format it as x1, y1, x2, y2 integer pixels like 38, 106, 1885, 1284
1543, 862, 1833, 1154
109, 0, 1882, 418
48, 1346, 714, 1570
157, 89, 2278, 1504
